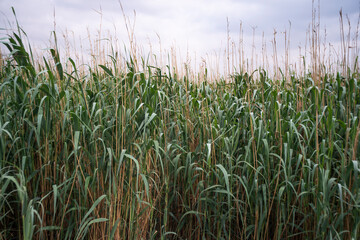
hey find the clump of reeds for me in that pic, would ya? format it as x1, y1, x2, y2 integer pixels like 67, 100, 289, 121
0, 5, 359, 240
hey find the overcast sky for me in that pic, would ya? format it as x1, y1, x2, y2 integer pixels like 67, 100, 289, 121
0, 0, 359, 70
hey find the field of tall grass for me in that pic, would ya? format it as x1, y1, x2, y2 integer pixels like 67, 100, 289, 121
1, 7, 360, 240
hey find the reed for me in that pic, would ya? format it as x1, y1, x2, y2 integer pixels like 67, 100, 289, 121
0, 5, 359, 240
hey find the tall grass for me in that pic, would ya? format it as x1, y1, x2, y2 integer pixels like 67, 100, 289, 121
1, 11, 360, 240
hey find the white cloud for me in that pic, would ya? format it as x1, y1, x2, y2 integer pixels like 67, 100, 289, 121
0, 0, 358, 71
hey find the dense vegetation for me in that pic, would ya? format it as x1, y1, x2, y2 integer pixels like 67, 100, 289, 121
0, 27, 360, 240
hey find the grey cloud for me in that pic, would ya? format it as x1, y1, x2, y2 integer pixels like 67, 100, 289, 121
0, 0, 358, 63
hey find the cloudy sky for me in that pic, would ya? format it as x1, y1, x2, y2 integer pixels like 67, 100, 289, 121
0, 0, 359, 70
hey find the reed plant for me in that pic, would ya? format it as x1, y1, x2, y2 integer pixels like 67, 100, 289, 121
0, 8, 360, 240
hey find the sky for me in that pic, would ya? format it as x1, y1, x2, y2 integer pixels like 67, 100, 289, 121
0, 0, 359, 71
